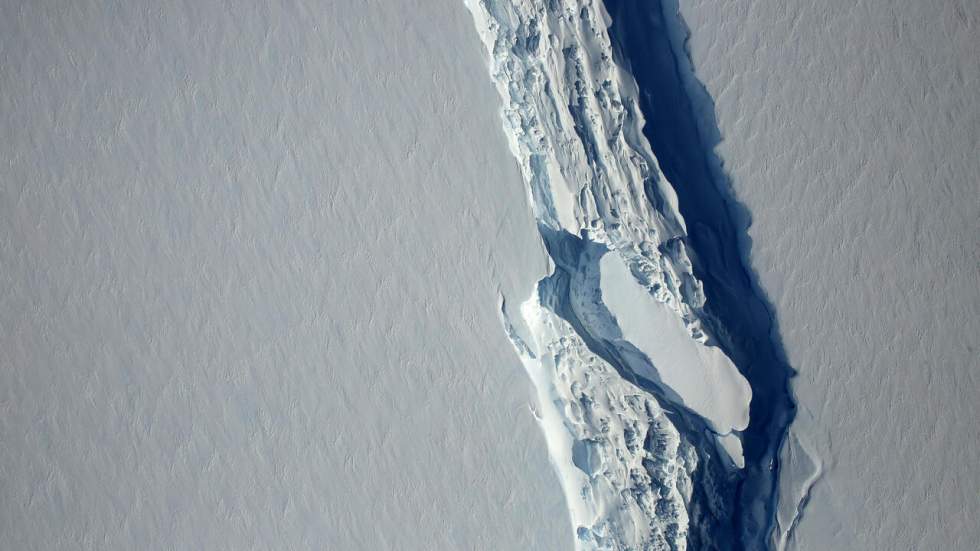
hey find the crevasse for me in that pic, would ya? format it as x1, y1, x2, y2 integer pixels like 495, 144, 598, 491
465, 0, 764, 549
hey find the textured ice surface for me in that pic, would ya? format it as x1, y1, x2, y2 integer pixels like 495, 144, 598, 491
504, 292, 695, 550
0, 2, 571, 549
675, 0, 980, 549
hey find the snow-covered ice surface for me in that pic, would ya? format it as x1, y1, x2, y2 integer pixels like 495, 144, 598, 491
0, 2, 573, 549
7, 0, 972, 549
668, 0, 979, 549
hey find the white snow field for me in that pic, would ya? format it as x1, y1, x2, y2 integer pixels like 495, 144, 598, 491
675, 0, 979, 549
0, 2, 571, 550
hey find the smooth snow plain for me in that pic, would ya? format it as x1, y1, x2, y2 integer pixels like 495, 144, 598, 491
673, 0, 980, 549
0, 2, 571, 550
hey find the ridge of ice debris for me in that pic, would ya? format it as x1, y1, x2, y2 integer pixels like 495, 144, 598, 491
465, 0, 691, 305
466, 0, 753, 548
502, 293, 694, 550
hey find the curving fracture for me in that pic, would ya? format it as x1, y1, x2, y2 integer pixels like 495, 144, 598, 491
465, 0, 780, 549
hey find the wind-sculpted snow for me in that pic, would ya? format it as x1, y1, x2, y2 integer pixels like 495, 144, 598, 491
464, 1, 761, 549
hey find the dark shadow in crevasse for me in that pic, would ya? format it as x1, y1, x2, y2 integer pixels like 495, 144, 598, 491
604, 1, 797, 549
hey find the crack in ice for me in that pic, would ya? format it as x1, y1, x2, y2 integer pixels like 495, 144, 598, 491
465, 1, 768, 549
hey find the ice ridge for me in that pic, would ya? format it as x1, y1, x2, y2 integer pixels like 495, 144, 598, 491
465, 0, 771, 549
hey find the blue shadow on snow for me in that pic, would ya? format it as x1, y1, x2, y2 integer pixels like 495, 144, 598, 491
604, 1, 798, 549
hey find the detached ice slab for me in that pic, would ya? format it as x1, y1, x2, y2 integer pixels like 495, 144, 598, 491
599, 251, 752, 436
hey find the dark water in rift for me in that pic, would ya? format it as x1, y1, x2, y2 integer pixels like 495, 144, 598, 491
603, 1, 797, 549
